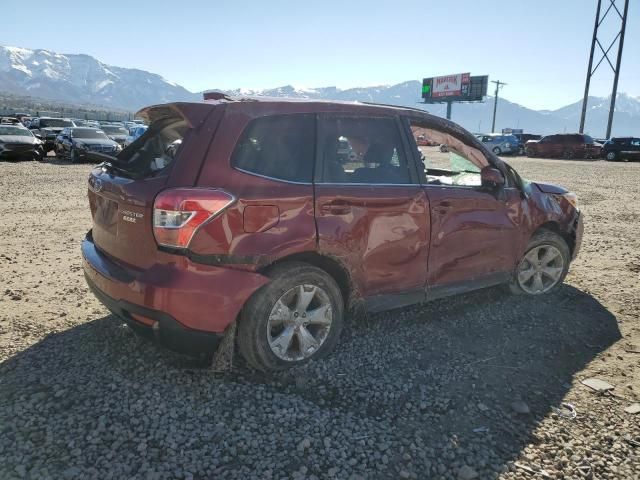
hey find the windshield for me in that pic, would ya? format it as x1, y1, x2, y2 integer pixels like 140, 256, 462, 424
72, 128, 109, 140
0, 126, 33, 137
39, 119, 73, 128
101, 126, 128, 135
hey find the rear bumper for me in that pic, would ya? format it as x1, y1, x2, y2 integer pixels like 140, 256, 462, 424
85, 272, 223, 355
82, 231, 269, 349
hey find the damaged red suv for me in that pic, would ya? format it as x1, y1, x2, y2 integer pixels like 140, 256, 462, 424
82, 97, 583, 371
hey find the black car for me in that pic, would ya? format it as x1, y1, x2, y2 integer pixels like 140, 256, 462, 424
602, 137, 640, 162
54, 127, 121, 162
0, 124, 44, 161
99, 125, 129, 146
30, 117, 75, 152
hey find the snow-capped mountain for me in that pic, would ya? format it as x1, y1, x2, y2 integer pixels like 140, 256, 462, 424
2, 45, 639, 136
0, 46, 198, 109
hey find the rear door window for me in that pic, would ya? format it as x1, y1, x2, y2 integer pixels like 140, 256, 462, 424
231, 114, 315, 183
317, 116, 414, 184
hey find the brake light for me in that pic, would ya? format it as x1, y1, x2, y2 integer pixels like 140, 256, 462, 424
153, 188, 235, 249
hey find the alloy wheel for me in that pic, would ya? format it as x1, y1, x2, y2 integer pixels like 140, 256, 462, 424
267, 284, 333, 361
516, 245, 565, 294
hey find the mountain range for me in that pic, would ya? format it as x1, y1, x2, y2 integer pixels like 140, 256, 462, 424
2, 45, 639, 137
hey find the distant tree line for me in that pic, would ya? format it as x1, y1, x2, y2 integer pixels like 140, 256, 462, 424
0, 92, 135, 121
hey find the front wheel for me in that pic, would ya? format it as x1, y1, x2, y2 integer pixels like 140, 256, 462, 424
509, 230, 570, 295
493, 147, 502, 155
605, 151, 617, 161
70, 148, 79, 163
237, 262, 344, 371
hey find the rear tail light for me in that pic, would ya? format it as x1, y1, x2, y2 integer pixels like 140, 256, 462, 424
153, 188, 235, 249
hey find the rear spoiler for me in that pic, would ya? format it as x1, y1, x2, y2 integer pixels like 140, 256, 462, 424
135, 102, 217, 129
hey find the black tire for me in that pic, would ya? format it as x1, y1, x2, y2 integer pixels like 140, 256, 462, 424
562, 150, 574, 160
32, 147, 44, 161
70, 148, 79, 163
493, 147, 502, 155
509, 230, 570, 295
237, 262, 344, 371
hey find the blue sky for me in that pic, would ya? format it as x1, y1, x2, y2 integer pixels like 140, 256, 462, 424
3, 0, 638, 110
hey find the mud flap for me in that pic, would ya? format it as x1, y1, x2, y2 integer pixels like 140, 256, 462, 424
211, 320, 237, 372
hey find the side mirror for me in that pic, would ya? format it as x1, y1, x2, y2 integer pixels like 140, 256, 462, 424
480, 166, 505, 189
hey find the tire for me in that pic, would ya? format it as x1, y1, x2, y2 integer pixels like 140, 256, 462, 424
493, 147, 502, 155
70, 148, 79, 163
32, 147, 44, 162
237, 262, 344, 371
509, 230, 570, 296
562, 150, 574, 160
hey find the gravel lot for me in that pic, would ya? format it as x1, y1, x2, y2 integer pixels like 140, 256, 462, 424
1, 155, 639, 479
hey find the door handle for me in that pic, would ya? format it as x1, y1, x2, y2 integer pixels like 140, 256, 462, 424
320, 201, 352, 215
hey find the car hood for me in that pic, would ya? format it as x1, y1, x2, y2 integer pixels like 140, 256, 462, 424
42, 127, 64, 133
532, 181, 568, 195
108, 135, 127, 140
76, 139, 118, 146
0, 135, 38, 145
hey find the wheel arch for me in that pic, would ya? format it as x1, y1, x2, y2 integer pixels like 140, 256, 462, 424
259, 252, 357, 309
531, 221, 575, 257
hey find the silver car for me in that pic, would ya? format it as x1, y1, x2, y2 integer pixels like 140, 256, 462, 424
476, 134, 519, 155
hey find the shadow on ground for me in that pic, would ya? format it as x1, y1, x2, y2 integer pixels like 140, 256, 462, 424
0, 285, 620, 479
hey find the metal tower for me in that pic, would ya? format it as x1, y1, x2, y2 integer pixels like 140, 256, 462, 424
579, 0, 630, 138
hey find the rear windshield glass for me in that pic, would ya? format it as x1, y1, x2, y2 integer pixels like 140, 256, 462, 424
39, 119, 73, 128
111, 119, 188, 178
0, 126, 33, 137
72, 128, 109, 139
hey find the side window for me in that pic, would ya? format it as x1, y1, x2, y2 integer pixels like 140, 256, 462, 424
318, 116, 412, 184
232, 114, 315, 183
408, 120, 490, 188
632, 139, 640, 147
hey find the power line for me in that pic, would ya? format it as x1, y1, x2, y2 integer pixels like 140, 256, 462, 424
491, 80, 506, 133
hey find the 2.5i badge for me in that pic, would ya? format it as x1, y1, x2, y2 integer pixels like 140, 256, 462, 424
121, 210, 144, 223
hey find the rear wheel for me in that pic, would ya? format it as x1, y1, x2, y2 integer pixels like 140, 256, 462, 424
562, 150, 574, 160
70, 148, 79, 163
493, 147, 502, 155
237, 262, 344, 371
509, 230, 570, 295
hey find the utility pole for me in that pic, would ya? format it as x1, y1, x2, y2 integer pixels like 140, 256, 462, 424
579, 0, 629, 138
491, 80, 506, 133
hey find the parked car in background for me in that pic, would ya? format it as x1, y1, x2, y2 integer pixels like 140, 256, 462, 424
124, 124, 148, 147
0, 124, 44, 161
476, 133, 519, 155
525, 134, 602, 159
602, 137, 640, 162
87, 120, 100, 128
513, 134, 541, 155
29, 117, 75, 152
82, 98, 583, 371
72, 119, 89, 127
415, 134, 438, 146
99, 125, 129, 146
1, 116, 21, 125
54, 127, 121, 162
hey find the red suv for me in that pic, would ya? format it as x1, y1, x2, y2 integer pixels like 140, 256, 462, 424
525, 133, 602, 159
82, 98, 583, 371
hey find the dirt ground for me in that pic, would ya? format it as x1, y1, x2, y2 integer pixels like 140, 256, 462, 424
0, 155, 639, 479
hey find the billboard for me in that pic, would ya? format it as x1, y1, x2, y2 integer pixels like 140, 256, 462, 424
422, 74, 488, 103
432, 73, 470, 98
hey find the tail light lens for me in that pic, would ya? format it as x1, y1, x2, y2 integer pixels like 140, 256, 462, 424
153, 188, 234, 249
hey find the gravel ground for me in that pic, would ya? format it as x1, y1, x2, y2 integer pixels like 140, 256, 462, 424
1, 155, 639, 479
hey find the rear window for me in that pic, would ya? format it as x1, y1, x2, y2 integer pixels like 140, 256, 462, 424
232, 114, 315, 183
111, 118, 188, 178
